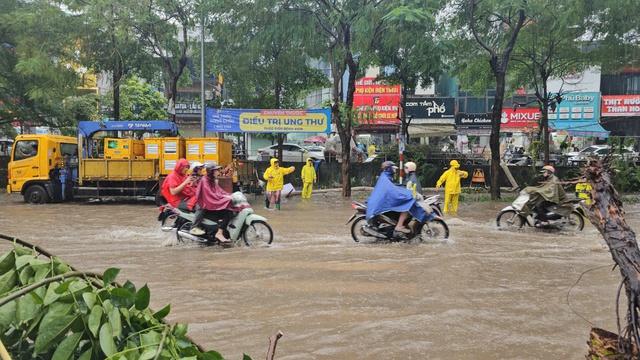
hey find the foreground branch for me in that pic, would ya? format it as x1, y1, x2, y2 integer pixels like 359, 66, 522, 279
266, 330, 283, 360
582, 158, 640, 357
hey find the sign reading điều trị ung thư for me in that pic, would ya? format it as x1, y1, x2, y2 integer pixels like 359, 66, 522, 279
206, 108, 331, 133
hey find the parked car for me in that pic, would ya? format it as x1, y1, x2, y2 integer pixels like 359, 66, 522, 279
253, 143, 325, 162
303, 145, 325, 153
565, 145, 608, 159
567, 145, 638, 165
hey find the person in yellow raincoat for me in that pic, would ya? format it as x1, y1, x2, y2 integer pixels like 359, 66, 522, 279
301, 158, 317, 199
263, 158, 295, 210
575, 181, 592, 205
436, 160, 468, 213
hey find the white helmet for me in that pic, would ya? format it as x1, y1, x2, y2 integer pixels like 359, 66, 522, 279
404, 162, 416, 172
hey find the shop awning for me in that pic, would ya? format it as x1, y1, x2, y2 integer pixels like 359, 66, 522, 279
550, 121, 610, 138
408, 124, 456, 137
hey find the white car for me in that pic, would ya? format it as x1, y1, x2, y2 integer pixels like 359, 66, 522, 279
255, 143, 325, 162
567, 145, 638, 165
565, 145, 608, 159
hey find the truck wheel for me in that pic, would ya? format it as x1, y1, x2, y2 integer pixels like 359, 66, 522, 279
24, 185, 48, 204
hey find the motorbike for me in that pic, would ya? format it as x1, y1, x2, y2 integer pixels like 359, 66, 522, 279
347, 198, 449, 242
496, 190, 585, 231
420, 194, 445, 217
158, 192, 274, 246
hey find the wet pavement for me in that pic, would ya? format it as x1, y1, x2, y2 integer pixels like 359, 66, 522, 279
0, 191, 635, 359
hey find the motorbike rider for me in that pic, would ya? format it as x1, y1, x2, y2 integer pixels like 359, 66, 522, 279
189, 164, 240, 242
366, 161, 429, 235
402, 161, 423, 199
161, 158, 196, 211
524, 165, 572, 227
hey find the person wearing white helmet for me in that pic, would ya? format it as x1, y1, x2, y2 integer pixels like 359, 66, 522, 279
402, 161, 423, 199
524, 165, 572, 227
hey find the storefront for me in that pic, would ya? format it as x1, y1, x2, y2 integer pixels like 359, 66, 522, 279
405, 97, 456, 140
549, 92, 609, 149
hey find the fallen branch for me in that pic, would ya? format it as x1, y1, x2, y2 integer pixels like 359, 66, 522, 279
266, 330, 283, 360
582, 158, 640, 356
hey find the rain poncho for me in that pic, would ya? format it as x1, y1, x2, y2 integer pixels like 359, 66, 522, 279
436, 160, 468, 194
301, 161, 316, 183
161, 159, 194, 207
195, 176, 235, 211
263, 158, 295, 191
366, 168, 429, 222
521, 174, 573, 217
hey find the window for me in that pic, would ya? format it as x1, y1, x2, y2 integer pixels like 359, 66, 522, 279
14, 140, 38, 160
60, 143, 78, 157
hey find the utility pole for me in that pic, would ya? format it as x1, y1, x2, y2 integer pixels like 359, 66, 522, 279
200, 11, 206, 137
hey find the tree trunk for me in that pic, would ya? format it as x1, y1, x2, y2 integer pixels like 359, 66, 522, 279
275, 77, 283, 163
169, 74, 178, 123
582, 158, 640, 356
489, 72, 505, 200
113, 61, 122, 121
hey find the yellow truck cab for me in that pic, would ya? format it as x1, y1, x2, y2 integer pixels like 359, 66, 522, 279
7, 134, 78, 204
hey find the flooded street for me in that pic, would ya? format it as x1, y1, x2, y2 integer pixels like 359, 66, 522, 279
0, 191, 634, 359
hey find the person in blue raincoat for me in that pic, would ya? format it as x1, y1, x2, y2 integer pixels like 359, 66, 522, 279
366, 161, 431, 234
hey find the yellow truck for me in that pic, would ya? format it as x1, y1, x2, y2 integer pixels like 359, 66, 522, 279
6, 121, 255, 204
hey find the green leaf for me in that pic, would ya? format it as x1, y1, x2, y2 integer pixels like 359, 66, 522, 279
13, 244, 33, 256
88, 305, 103, 337
201, 351, 225, 360
173, 323, 188, 338
140, 330, 161, 347
83, 292, 97, 309
51, 332, 83, 360
152, 304, 170, 320
103, 268, 120, 286
34, 314, 77, 354
55, 279, 75, 294
15, 293, 39, 324
99, 322, 117, 357
0, 252, 16, 275
15, 254, 35, 270
110, 287, 135, 309
34, 265, 51, 282
18, 265, 35, 285
242, 354, 253, 360
44, 282, 62, 305
77, 346, 93, 360
0, 269, 19, 296
0, 301, 16, 331
108, 305, 122, 338
52, 257, 71, 275
123, 280, 136, 294
135, 284, 150, 310
28, 258, 50, 267
30, 290, 43, 305
139, 347, 158, 360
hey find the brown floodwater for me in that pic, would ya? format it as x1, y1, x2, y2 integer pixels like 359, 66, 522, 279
0, 191, 634, 360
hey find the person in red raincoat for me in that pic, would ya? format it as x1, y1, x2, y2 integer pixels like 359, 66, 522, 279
161, 158, 196, 210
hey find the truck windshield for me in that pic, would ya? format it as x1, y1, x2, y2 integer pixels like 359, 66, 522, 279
61, 143, 78, 157
14, 140, 38, 160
